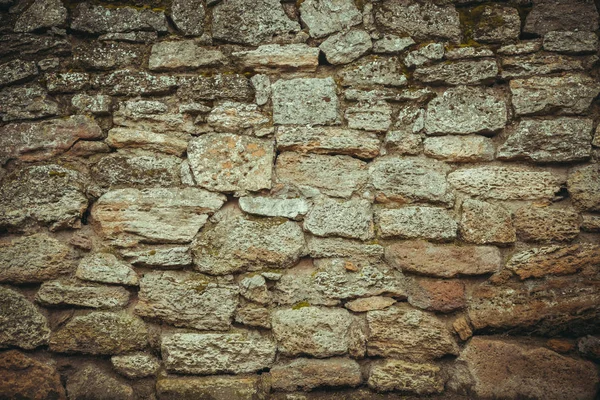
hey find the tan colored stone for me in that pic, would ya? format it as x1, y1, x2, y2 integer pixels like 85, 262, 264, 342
106, 128, 189, 156
460, 199, 516, 245
514, 206, 580, 242
271, 358, 362, 392
345, 296, 396, 312
0, 350, 66, 400
376, 206, 457, 241
305, 197, 374, 241
157, 375, 262, 400
0, 287, 50, 350
368, 359, 444, 394
149, 41, 225, 70
233, 44, 319, 72
546, 339, 575, 353
406, 278, 465, 313
35, 279, 130, 309
568, 164, 600, 212
452, 317, 472, 341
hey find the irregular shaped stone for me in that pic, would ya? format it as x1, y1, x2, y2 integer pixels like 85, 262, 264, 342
0, 115, 102, 164
135, 270, 238, 330
74, 42, 143, 70
385, 240, 502, 278
162, 331, 276, 374
0, 33, 70, 58
299, 0, 361, 38
45, 72, 89, 93
0, 84, 58, 122
171, 0, 205, 36
68, 140, 111, 158
120, 246, 192, 268
149, 41, 225, 70
415, 59, 498, 85
92, 69, 177, 96
578, 335, 600, 361
36, 279, 130, 309
305, 197, 373, 240
345, 101, 392, 132
384, 130, 422, 155
238, 274, 269, 304
445, 46, 494, 60
497, 118, 593, 162
515, 206, 580, 242
72, 94, 111, 115
497, 40, 543, 56
14, 0, 67, 32
366, 304, 459, 360
524, 0, 599, 36
276, 152, 368, 198
448, 166, 563, 201
346, 296, 396, 312
0, 164, 88, 231
0, 286, 50, 349
568, 164, 600, 211
424, 135, 494, 162
372, 35, 415, 54
460, 199, 515, 245
376, 207, 457, 241
369, 157, 454, 206
453, 317, 473, 341
98, 31, 158, 42
111, 352, 160, 379
157, 375, 262, 400
582, 214, 600, 232
106, 129, 188, 157
178, 74, 253, 101
71, 3, 168, 34
212, 0, 299, 45
0, 59, 37, 87
207, 102, 269, 133
233, 43, 319, 72
92, 187, 225, 247
76, 252, 139, 286
271, 358, 362, 392
374, 0, 460, 42
192, 209, 306, 275
0, 233, 75, 283
235, 300, 271, 328
239, 196, 310, 220
500, 53, 597, 79
452, 337, 599, 400
272, 306, 354, 357
251, 74, 270, 105
471, 4, 520, 43
188, 133, 273, 193
66, 365, 134, 400
368, 359, 444, 394
49, 311, 147, 354
406, 277, 465, 313
0, 350, 66, 400
307, 236, 384, 259
338, 57, 407, 87
425, 86, 507, 135
272, 77, 339, 125
404, 43, 444, 68
510, 74, 600, 116
506, 244, 600, 280
320, 30, 372, 65
543, 31, 599, 54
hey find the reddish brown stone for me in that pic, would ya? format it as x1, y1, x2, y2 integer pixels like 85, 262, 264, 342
546, 339, 574, 353
0, 350, 66, 400
406, 278, 466, 313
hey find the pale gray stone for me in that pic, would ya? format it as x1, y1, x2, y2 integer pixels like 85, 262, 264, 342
500, 53, 597, 79
120, 246, 192, 268
497, 40, 543, 56
376, 206, 457, 241
404, 43, 444, 68
112, 98, 198, 136
345, 101, 392, 131
272, 77, 339, 125
98, 31, 158, 42
239, 196, 310, 220
0, 84, 58, 122
251, 74, 270, 105
304, 197, 374, 240
299, 0, 361, 38
543, 31, 599, 54
524, 0, 599, 36
162, 331, 276, 374
76, 253, 139, 286
171, 0, 205, 36
460, 199, 516, 245
72, 94, 111, 115
472, 4, 520, 43
0, 59, 37, 87
271, 358, 362, 392
497, 118, 593, 163
239, 274, 269, 304
36, 279, 130, 309
66, 365, 134, 400
384, 130, 422, 155
339, 57, 407, 87
373, 35, 415, 54
149, 41, 225, 70
73, 42, 143, 71
135, 271, 238, 330
207, 102, 269, 133
0, 286, 50, 350
445, 46, 494, 60
568, 164, 600, 212
92, 69, 177, 96
14, 0, 66, 32
233, 44, 319, 72
415, 59, 498, 85
320, 30, 372, 65
307, 236, 384, 259
71, 3, 168, 34
368, 359, 444, 394
424, 135, 495, 162
111, 352, 160, 379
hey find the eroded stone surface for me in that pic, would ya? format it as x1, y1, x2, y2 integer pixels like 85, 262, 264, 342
424, 136, 494, 162
524, 0, 599, 36
171, 0, 205, 36
157, 375, 262, 400
36, 279, 130, 309
460, 199, 516, 245
339, 57, 407, 88
368, 359, 444, 394
66, 365, 134, 400
543, 31, 599, 54
0, 286, 50, 349
568, 164, 600, 211
376, 207, 457, 241
239, 196, 310, 220
300, 0, 361, 38
14, 0, 66, 32
515, 206, 580, 242
272, 77, 339, 125
415, 59, 498, 86
149, 41, 225, 70
471, 4, 520, 43
320, 30, 372, 65
0, 84, 58, 122
111, 352, 160, 379
0, 59, 37, 87
71, 3, 168, 34
345, 101, 392, 132
305, 197, 374, 241
271, 358, 362, 392
76, 252, 138, 286
0, 350, 66, 400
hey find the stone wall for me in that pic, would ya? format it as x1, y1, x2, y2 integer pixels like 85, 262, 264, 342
1, 0, 600, 398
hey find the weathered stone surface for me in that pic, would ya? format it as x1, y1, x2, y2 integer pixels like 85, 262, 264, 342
515, 206, 580, 242
373, 35, 415, 54
0, 350, 66, 400
345, 101, 392, 132
271, 358, 362, 392
425, 86, 507, 135
582, 214, 600, 232
320, 30, 372, 65
307, 236, 384, 259
543, 31, 599, 54
424, 135, 494, 162
98, 31, 158, 42
46, 72, 89, 93
162, 331, 276, 374
120, 246, 192, 268
445, 46, 494, 60
92, 187, 225, 247
178, 74, 253, 101
0, 164, 88, 231
272, 306, 353, 357
76, 253, 139, 286
14, 0, 66, 32
238, 274, 269, 304
36, 279, 130, 309
498, 118, 593, 162
448, 166, 563, 201
149, 41, 224, 70
171, 0, 204, 36
0, 287, 50, 349
406, 278, 465, 313
111, 352, 160, 379
212, 0, 299, 45
500, 53, 597, 79
92, 69, 177, 96
72, 94, 111, 115
74, 42, 143, 71
251, 74, 270, 105
299, 0, 361, 38
272, 77, 339, 125
506, 244, 600, 280
404, 43, 444, 68
68, 140, 111, 158
66, 365, 134, 400
346, 296, 396, 312
239, 196, 310, 220
385, 130, 422, 155
233, 44, 319, 72
305, 197, 373, 240
71, 3, 168, 34
453, 317, 473, 341
235, 300, 271, 328
366, 304, 458, 360
510, 74, 600, 116
339, 57, 407, 88
374, 0, 460, 42
376, 207, 457, 241
460, 199, 515, 245
385, 240, 502, 278
471, 4, 520, 43
106, 128, 188, 157
578, 335, 600, 361
135, 270, 238, 330
192, 209, 305, 275
0, 84, 58, 121
0, 115, 102, 164
0, 59, 37, 87
452, 337, 599, 400
415, 59, 498, 86
50, 311, 147, 354
568, 164, 600, 211
368, 359, 444, 394
524, 0, 599, 36
0, 233, 75, 283
188, 133, 274, 193
0, 33, 70, 58
157, 375, 262, 400
497, 40, 543, 56
276, 152, 368, 198
369, 157, 454, 206
207, 102, 269, 133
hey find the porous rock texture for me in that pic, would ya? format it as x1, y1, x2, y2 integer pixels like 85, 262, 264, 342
0, 0, 599, 399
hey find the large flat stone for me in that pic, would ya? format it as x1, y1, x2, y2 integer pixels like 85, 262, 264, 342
423, 135, 495, 162
568, 164, 600, 211
0, 287, 50, 350
320, 30, 372, 65
543, 31, 599, 54
0, 350, 66, 400
500, 53, 597, 79
307, 236, 384, 259
92, 69, 177, 96
14, 0, 67, 32
515, 206, 580, 243
0, 84, 58, 122
460, 199, 515, 245
35, 279, 130, 309
368, 359, 444, 394
71, 3, 168, 34
233, 44, 319, 72
338, 57, 407, 88
65, 365, 134, 400
345, 101, 392, 132
376, 207, 457, 241
239, 196, 310, 220
304, 197, 374, 241
74, 42, 144, 70
300, 0, 361, 38
157, 375, 262, 400
207, 102, 269, 134
415, 59, 498, 86
76, 252, 139, 286
271, 358, 362, 392
177, 74, 253, 101
272, 77, 339, 125
149, 41, 225, 70
524, 0, 599, 36
0, 59, 37, 87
